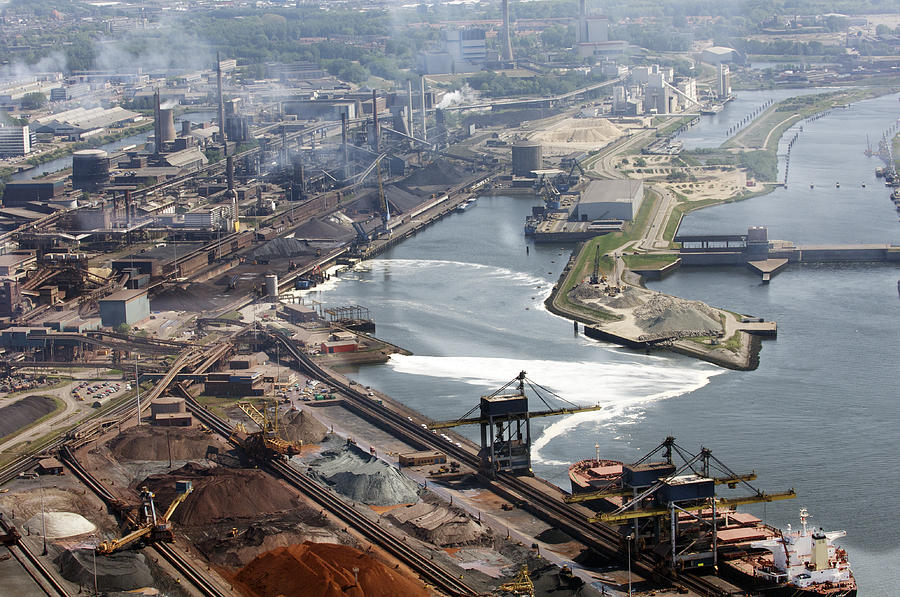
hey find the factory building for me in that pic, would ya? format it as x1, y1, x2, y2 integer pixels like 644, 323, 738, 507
2, 179, 66, 207
701, 46, 737, 65
32, 106, 141, 139
575, 180, 644, 221
98, 289, 150, 328
0, 125, 31, 156
184, 203, 235, 230
511, 141, 543, 178
444, 29, 488, 72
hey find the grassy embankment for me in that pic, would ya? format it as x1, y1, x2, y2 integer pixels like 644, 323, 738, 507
550, 191, 660, 322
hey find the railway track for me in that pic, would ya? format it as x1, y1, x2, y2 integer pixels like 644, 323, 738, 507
183, 394, 478, 597
59, 446, 231, 597
263, 331, 735, 596
0, 516, 70, 597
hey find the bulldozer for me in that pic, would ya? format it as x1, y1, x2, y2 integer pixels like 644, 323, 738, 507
231, 401, 302, 460
97, 481, 193, 554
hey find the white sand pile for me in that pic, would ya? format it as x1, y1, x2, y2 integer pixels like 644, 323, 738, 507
530, 118, 624, 152
26, 511, 95, 538
633, 293, 722, 334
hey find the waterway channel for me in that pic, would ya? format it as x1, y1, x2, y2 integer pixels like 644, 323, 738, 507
306, 91, 897, 592
10, 110, 217, 181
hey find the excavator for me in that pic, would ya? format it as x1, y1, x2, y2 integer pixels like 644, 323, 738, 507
97, 481, 192, 554
230, 401, 302, 459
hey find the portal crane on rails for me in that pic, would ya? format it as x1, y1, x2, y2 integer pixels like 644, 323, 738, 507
428, 371, 603, 477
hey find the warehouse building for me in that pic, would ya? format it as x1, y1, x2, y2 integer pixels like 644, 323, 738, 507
98, 289, 150, 328
575, 180, 644, 221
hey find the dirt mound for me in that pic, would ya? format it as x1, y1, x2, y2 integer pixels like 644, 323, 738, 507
633, 293, 723, 334
140, 463, 306, 526
280, 408, 328, 445
386, 496, 489, 546
150, 284, 218, 312
108, 426, 216, 461
292, 217, 354, 242
571, 283, 646, 310
0, 395, 56, 439
399, 159, 467, 188
531, 117, 623, 148
308, 444, 420, 506
56, 548, 153, 592
235, 541, 429, 597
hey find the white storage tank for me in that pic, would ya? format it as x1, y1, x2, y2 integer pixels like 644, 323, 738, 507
264, 274, 278, 297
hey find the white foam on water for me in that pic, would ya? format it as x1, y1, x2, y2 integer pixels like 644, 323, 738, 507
385, 353, 725, 466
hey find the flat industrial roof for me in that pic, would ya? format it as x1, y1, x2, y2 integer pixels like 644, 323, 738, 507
582, 180, 643, 204
100, 288, 147, 302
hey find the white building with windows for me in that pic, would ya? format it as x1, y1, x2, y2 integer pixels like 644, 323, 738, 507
0, 125, 31, 156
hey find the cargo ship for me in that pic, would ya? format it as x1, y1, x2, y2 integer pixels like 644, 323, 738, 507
567, 442, 855, 596
721, 508, 856, 596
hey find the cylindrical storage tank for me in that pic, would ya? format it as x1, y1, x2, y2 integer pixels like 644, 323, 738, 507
181, 120, 191, 135
72, 149, 110, 190
511, 141, 542, 178
264, 274, 278, 297
159, 108, 176, 142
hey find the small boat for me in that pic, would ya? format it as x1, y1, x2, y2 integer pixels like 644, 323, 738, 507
810, 184, 814, 189
835, 182, 840, 188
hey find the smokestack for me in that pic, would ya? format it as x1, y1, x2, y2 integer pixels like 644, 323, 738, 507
159, 108, 176, 143
371, 89, 379, 152
341, 111, 349, 178
407, 79, 414, 139
420, 77, 427, 142
216, 52, 226, 150
181, 120, 191, 136
501, 0, 514, 62
154, 90, 161, 155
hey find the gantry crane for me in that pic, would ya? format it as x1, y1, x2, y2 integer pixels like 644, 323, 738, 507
576, 437, 795, 571
428, 372, 603, 477
97, 481, 193, 554
234, 401, 301, 459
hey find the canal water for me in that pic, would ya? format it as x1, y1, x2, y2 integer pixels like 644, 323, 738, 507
305, 91, 899, 592
11, 109, 217, 181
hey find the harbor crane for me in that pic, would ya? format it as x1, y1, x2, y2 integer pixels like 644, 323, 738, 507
97, 481, 193, 554
574, 437, 795, 571
428, 372, 603, 477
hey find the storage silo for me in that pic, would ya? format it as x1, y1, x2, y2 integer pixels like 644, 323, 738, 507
264, 274, 279, 297
511, 141, 542, 178
72, 149, 110, 190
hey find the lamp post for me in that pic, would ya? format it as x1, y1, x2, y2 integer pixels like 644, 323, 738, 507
626, 533, 634, 597
39, 473, 47, 556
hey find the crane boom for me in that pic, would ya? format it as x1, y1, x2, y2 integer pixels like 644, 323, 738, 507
587, 490, 796, 523
564, 473, 759, 503
163, 485, 193, 521
428, 404, 603, 430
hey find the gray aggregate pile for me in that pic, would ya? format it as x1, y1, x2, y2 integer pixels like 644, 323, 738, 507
56, 548, 153, 592
307, 443, 420, 506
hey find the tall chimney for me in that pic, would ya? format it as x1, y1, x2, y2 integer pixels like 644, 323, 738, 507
501, 0, 514, 62
341, 111, 349, 178
154, 90, 161, 155
407, 79, 414, 139
420, 77, 427, 142
371, 89, 379, 152
216, 52, 226, 150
